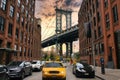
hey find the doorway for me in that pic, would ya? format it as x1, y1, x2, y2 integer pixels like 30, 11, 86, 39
114, 31, 120, 69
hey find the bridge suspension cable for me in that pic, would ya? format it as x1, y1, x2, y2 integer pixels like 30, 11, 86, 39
42, 16, 56, 40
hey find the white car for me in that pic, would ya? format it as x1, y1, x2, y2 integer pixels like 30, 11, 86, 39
31, 60, 42, 71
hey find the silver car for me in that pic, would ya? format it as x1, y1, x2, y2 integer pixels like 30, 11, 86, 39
31, 60, 42, 71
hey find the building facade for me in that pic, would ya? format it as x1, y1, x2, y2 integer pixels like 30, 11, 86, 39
0, 0, 41, 64
78, 0, 120, 69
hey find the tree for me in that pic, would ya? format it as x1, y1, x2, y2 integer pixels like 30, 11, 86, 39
50, 53, 55, 61
43, 53, 49, 61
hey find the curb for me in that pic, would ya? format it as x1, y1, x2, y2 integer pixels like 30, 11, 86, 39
95, 75, 105, 80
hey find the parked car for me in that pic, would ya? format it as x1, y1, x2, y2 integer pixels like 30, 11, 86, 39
0, 65, 9, 80
72, 61, 95, 78
7, 61, 32, 80
42, 61, 66, 80
41, 61, 45, 67
31, 60, 42, 71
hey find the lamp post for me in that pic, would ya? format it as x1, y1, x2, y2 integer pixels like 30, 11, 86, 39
84, 21, 95, 71
88, 16, 96, 71
92, 30, 96, 71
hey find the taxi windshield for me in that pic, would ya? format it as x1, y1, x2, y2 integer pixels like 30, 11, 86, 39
45, 62, 63, 67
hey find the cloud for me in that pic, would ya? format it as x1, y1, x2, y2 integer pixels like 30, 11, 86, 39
35, 0, 82, 40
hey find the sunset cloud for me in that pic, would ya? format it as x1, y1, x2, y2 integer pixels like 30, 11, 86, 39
35, 0, 82, 40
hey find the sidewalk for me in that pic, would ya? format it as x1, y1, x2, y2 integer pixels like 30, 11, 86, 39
95, 67, 120, 80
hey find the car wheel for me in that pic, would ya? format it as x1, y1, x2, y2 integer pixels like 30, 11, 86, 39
72, 68, 75, 74
20, 72, 25, 80
89, 71, 95, 78
40, 67, 42, 71
5, 75, 10, 80
29, 69, 32, 75
75, 70, 79, 77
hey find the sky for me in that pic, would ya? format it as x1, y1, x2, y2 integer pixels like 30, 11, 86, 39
35, 0, 83, 52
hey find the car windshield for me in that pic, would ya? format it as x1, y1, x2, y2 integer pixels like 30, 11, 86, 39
45, 62, 63, 67
7, 61, 22, 66
79, 62, 89, 67
32, 62, 37, 64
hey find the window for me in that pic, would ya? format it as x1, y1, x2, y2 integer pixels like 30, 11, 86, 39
20, 32, 23, 42
95, 44, 99, 55
16, 28, 19, 39
14, 44, 17, 50
26, 10, 28, 17
32, 8, 34, 14
105, 13, 110, 29
92, 4, 95, 13
94, 30, 97, 39
96, 0, 99, 8
8, 23, 13, 36
104, 0, 108, 8
0, 0, 7, 10
7, 42, 11, 48
19, 46, 21, 52
0, 16, 5, 31
97, 12, 100, 22
31, 18, 34, 22
24, 35, 27, 43
31, 52, 32, 57
32, 0, 35, 5
26, 0, 28, 5
28, 49, 30, 56
19, 46, 22, 56
17, 12, 20, 22
93, 17, 96, 26
108, 47, 113, 61
24, 48, 26, 56
29, 4, 32, 10
21, 17, 24, 26
21, 5, 24, 12
98, 26, 102, 37
100, 43, 104, 53
17, 0, 20, 7
9, 5, 14, 17
26, 22, 28, 31
0, 40, 3, 47
112, 5, 118, 23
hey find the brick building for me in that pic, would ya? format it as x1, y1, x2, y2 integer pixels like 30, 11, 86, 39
78, 0, 120, 69
0, 0, 41, 64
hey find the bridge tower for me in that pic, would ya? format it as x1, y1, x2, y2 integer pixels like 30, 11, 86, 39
55, 8, 72, 33
55, 8, 72, 57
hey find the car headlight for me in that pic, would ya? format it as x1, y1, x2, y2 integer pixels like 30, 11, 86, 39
61, 71, 65, 74
43, 71, 48, 74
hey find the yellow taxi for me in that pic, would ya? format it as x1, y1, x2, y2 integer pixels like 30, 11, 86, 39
42, 61, 66, 80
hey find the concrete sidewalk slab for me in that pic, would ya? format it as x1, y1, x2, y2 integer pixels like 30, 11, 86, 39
95, 67, 120, 80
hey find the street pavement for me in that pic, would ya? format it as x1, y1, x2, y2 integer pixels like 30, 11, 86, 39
95, 67, 120, 80
24, 64, 100, 80
23, 63, 120, 80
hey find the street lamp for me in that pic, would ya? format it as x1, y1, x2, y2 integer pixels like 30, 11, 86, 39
91, 27, 96, 71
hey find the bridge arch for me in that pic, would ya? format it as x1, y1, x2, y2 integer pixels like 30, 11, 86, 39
55, 8, 72, 33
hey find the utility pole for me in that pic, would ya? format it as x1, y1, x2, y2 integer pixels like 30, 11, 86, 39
92, 27, 96, 71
